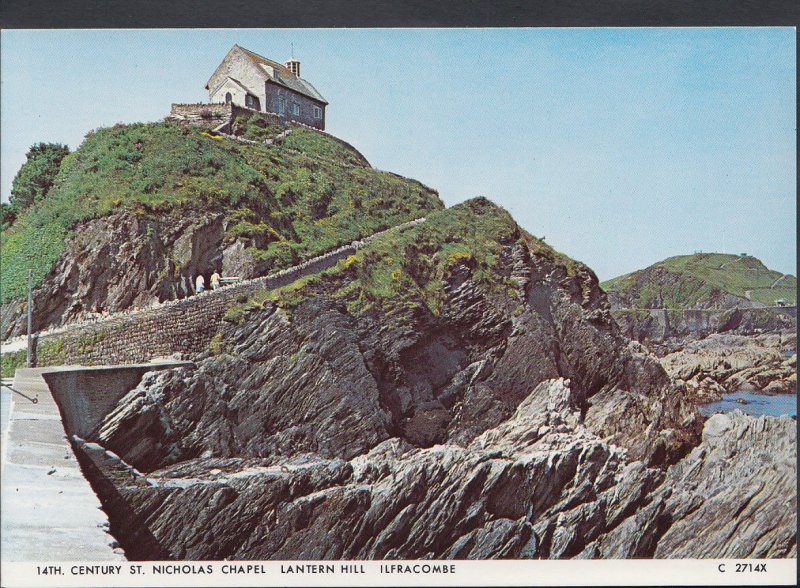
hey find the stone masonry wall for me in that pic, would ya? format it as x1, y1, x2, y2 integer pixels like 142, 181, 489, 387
17, 219, 424, 368
168, 103, 235, 129
168, 103, 369, 166
32, 245, 357, 366
263, 81, 325, 130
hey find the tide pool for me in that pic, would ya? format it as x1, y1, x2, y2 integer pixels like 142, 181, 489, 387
699, 390, 797, 418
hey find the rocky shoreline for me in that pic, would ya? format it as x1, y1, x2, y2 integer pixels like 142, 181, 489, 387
48, 203, 796, 560
656, 333, 796, 403
72, 380, 796, 560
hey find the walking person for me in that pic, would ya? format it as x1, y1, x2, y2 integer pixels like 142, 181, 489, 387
195, 274, 205, 294
210, 270, 221, 291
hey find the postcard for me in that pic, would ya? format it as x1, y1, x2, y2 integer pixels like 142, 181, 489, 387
0, 25, 796, 587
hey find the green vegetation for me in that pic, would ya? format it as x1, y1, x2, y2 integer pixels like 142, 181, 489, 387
281, 128, 368, 167
1, 349, 26, 378
225, 198, 582, 324
8, 143, 71, 217
1, 203, 16, 231
232, 112, 285, 142
1, 117, 442, 303
0, 338, 67, 377
208, 332, 233, 354
602, 253, 797, 308
74, 331, 105, 355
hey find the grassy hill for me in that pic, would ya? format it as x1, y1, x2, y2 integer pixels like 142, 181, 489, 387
1, 115, 443, 303
226, 197, 584, 322
602, 253, 797, 309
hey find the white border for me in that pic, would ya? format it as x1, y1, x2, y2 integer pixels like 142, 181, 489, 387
0, 559, 797, 587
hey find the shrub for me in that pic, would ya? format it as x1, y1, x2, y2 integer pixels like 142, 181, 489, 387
9, 142, 70, 214
1, 203, 16, 230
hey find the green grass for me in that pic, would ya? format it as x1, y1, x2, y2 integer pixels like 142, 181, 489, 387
602, 253, 797, 308
232, 112, 285, 142
281, 127, 369, 168
0, 338, 67, 376
1, 118, 443, 303
226, 197, 585, 324
1, 349, 27, 378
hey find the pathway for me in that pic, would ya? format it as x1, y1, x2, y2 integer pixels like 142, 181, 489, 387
770, 274, 788, 289
0, 368, 124, 561
0, 217, 426, 356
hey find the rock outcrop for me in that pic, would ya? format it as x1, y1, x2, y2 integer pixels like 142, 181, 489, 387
73, 382, 796, 560
83, 202, 700, 471
659, 333, 797, 402
611, 307, 795, 343
47, 201, 793, 561
2, 209, 230, 339
650, 411, 796, 558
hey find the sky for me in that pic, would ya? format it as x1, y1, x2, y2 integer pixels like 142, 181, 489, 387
1, 28, 795, 280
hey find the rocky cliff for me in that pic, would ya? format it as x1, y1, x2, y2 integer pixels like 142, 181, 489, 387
1, 117, 442, 339
610, 307, 795, 343
49, 200, 796, 561
74, 382, 795, 560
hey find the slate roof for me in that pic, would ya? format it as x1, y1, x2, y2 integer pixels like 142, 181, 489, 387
238, 45, 328, 105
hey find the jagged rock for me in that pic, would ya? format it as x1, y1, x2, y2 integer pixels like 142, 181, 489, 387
659, 333, 797, 402
60, 204, 792, 560
1, 210, 258, 338
74, 382, 795, 560
89, 231, 700, 473
652, 412, 797, 558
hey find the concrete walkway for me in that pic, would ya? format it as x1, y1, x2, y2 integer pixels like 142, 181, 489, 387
0, 338, 26, 354
0, 368, 124, 561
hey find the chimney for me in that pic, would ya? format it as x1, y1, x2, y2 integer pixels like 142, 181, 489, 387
285, 58, 300, 77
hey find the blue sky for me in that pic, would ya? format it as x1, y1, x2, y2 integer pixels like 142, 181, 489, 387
1, 28, 795, 280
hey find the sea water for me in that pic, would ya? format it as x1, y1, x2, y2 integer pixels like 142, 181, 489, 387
699, 390, 797, 418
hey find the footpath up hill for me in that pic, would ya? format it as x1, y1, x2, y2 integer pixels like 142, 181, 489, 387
0, 114, 443, 338
602, 253, 797, 310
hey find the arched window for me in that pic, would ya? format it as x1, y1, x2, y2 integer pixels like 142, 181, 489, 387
225, 92, 232, 104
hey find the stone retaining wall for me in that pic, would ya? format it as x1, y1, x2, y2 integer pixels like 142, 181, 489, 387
167, 103, 371, 166
7, 219, 424, 368
30, 244, 358, 366
168, 102, 235, 129
41, 363, 192, 439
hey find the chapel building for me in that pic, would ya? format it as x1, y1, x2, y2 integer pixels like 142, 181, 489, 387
206, 45, 328, 130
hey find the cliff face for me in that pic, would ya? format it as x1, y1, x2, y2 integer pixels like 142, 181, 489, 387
75, 383, 795, 560
2, 209, 227, 338
1, 119, 442, 339
61, 200, 788, 562
88, 200, 700, 470
610, 307, 795, 343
